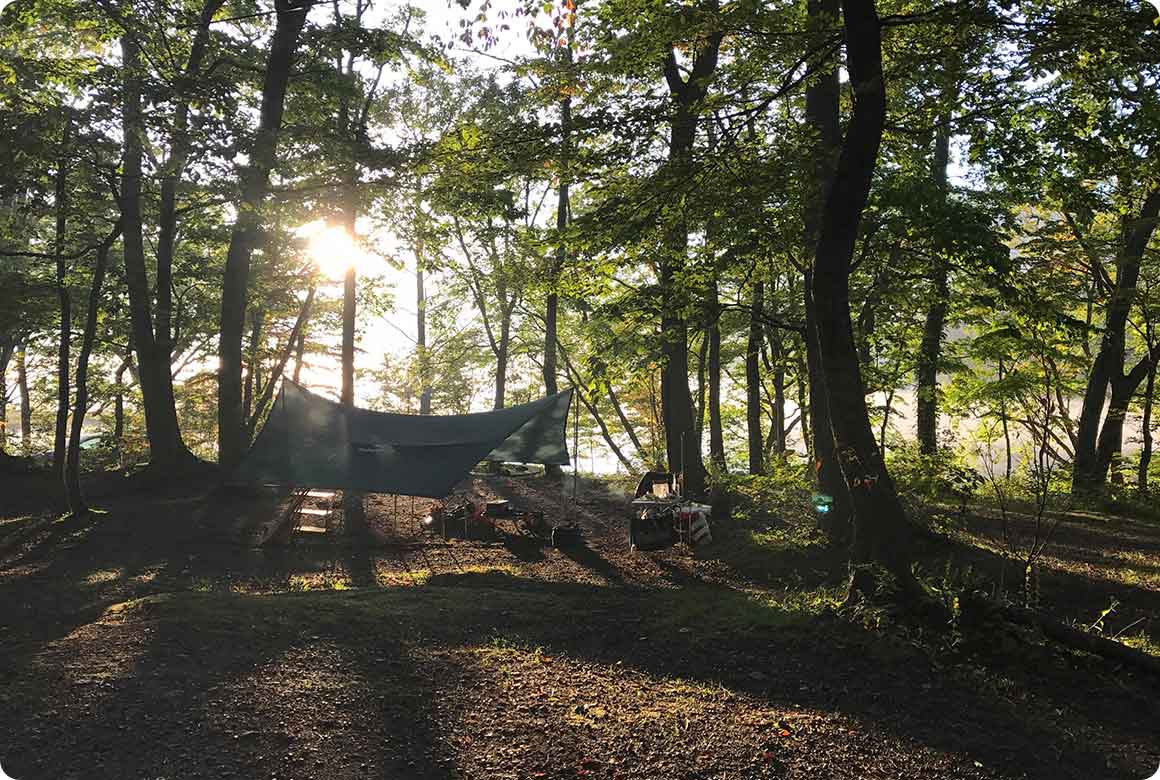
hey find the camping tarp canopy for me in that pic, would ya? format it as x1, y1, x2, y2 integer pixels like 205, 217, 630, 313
233, 380, 573, 497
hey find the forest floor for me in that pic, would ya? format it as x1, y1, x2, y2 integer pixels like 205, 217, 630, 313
0, 469, 1158, 780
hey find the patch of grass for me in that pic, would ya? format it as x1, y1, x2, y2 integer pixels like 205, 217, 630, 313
648, 585, 841, 636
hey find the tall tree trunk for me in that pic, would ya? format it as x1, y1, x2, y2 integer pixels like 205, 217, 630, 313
120, 33, 192, 471
16, 343, 30, 455
53, 121, 71, 474
545, 92, 570, 400
659, 31, 721, 498
915, 106, 954, 454
746, 280, 764, 474
803, 0, 849, 537
812, 0, 914, 587
218, 0, 312, 470
1072, 188, 1160, 494
65, 225, 121, 515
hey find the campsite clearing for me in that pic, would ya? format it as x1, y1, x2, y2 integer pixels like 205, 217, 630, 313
0, 470, 1157, 779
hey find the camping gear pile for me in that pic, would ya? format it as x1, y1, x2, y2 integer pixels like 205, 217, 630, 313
422, 498, 582, 548
628, 471, 713, 552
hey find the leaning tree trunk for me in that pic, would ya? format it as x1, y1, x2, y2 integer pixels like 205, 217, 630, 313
65, 225, 121, 515
811, 0, 915, 588
802, 0, 850, 538
218, 0, 313, 470
746, 280, 764, 474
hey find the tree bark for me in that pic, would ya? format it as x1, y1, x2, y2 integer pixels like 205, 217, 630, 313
746, 280, 764, 474
915, 113, 953, 455
218, 0, 313, 470
65, 224, 122, 515
802, 0, 849, 537
53, 121, 71, 475
812, 0, 914, 585
120, 33, 193, 471
1072, 188, 1160, 494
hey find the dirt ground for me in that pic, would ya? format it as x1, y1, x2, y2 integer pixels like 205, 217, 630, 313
1, 469, 1158, 779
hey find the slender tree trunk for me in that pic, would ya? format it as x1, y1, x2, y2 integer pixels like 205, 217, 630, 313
812, 0, 914, 587
114, 349, 130, 466
218, 0, 313, 470
608, 383, 646, 463
1139, 348, 1155, 494
65, 226, 121, 515
416, 233, 431, 414
545, 93, 570, 400
998, 356, 1012, 479
53, 122, 71, 474
0, 339, 11, 453
803, 0, 849, 537
494, 309, 510, 410
1072, 188, 1160, 494
16, 343, 30, 455
120, 33, 192, 471
707, 275, 725, 471
765, 321, 788, 455
915, 110, 954, 454
292, 287, 313, 384
243, 308, 264, 425
746, 280, 764, 474
796, 349, 810, 463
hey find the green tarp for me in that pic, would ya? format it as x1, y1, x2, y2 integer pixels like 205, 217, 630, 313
234, 380, 573, 497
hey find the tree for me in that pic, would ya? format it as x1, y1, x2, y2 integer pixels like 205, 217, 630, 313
809, 0, 916, 591
218, 0, 315, 470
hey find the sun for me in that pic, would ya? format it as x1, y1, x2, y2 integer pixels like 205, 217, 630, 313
297, 220, 376, 280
